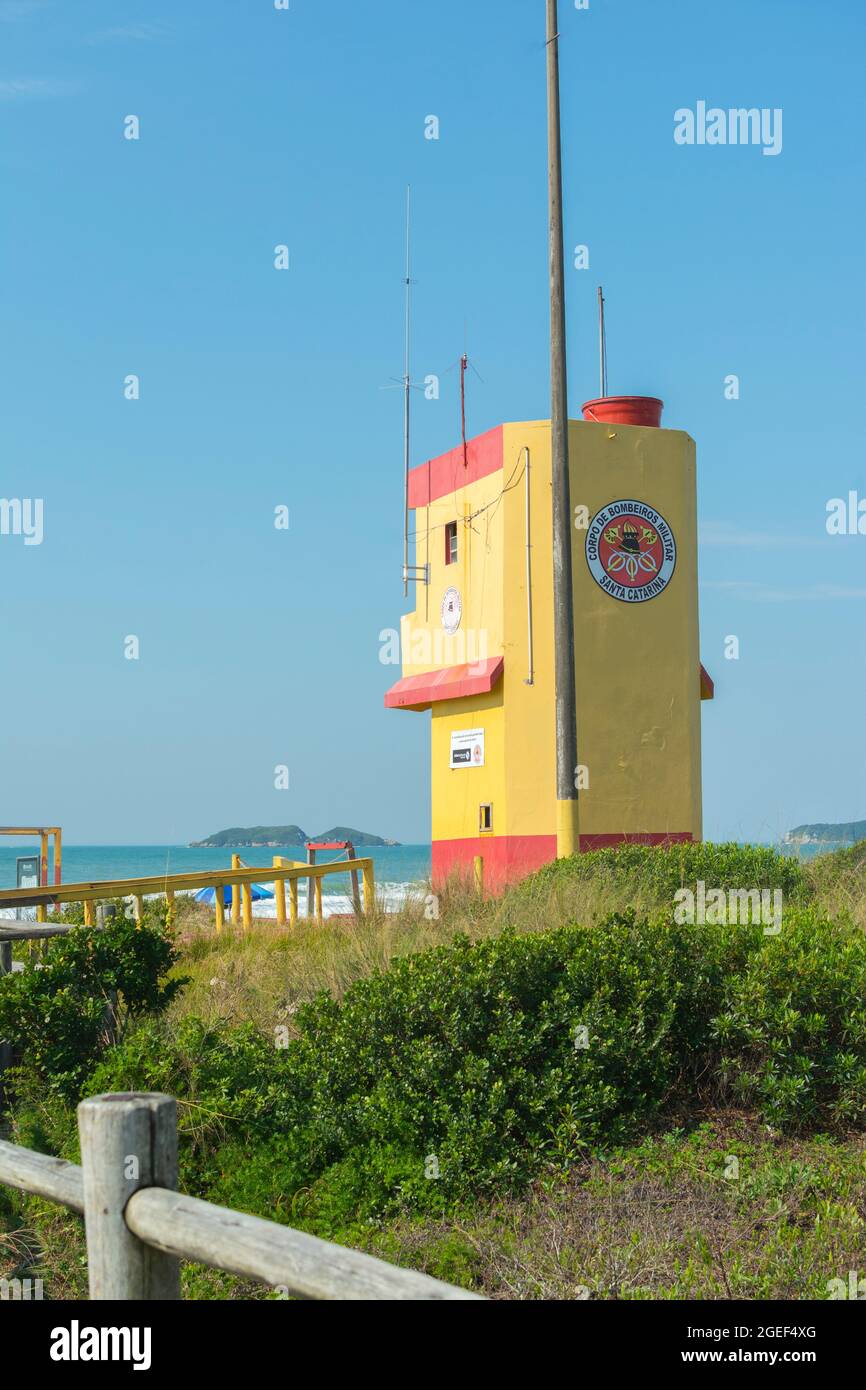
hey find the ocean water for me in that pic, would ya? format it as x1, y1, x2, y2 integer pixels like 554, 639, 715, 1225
0, 844, 433, 920
1, 839, 855, 922
778, 840, 855, 862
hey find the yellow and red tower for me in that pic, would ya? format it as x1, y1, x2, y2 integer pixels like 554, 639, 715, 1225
385, 399, 713, 892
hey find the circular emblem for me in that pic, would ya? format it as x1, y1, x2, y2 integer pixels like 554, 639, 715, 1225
585, 500, 676, 603
441, 586, 462, 633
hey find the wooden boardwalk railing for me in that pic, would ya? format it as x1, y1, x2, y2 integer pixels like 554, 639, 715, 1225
0, 855, 376, 931
0, 1092, 481, 1301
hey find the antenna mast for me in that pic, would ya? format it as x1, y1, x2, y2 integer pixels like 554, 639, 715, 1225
402, 186, 412, 597
459, 353, 469, 469
597, 285, 608, 397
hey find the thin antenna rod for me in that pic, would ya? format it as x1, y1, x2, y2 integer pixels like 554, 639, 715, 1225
460, 353, 469, 469
402, 186, 411, 597
597, 285, 608, 397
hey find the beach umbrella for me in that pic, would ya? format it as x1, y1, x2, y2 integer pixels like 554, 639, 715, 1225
193, 884, 274, 906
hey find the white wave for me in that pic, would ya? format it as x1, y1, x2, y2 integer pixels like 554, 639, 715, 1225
0, 879, 431, 926
250, 878, 428, 919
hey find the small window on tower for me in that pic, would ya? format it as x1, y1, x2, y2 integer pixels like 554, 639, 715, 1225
479, 804, 493, 833
445, 521, 458, 566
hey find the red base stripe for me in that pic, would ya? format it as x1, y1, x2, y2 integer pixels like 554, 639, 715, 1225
432, 835, 556, 893
578, 832, 693, 851
432, 831, 694, 893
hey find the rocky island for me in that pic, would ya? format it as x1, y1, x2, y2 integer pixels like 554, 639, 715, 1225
189, 825, 400, 849
783, 820, 866, 846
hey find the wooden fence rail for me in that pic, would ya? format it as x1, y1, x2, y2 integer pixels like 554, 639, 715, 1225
0, 1092, 481, 1302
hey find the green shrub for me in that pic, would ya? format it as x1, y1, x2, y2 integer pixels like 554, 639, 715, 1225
0, 913, 185, 1102
83, 915, 760, 1224
712, 910, 866, 1129
275, 918, 736, 1206
523, 842, 807, 904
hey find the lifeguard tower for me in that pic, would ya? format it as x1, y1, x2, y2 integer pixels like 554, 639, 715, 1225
385, 398, 714, 892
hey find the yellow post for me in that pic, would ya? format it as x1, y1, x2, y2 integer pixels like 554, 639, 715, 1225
362, 861, 375, 916
48, 828, 61, 922
314, 877, 323, 925
273, 859, 287, 926
242, 882, 252, 930
134, 894, 144, 925
36, 903, 47, 923
214, 884, 224, 932
231, 854, 241, 924
289, 877, 298, 927
38, 828, 48, 934
473, 854, 484, 898
84, 900, 95, 926
556, 799, 580, 860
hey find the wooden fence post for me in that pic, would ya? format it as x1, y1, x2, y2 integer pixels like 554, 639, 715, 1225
231, 854, 241, 924
306, 846, 316, 919
362, 861, 375, 916
274, 874, 287, 927
77, 1092, 181, 1300
346, 842, 362, 916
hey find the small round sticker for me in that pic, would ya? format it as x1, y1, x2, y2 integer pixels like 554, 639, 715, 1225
585, 500, 676, 603
441, 586, 462, 633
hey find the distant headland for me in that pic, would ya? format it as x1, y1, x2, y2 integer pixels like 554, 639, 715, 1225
189, 825, 400, 849
783, 820, 866, 847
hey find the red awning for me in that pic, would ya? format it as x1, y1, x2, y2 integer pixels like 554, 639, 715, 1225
385, 656, 504, 711
700, 663, 714, 700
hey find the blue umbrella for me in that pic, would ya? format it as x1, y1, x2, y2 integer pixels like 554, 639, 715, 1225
193, 884, 274, 906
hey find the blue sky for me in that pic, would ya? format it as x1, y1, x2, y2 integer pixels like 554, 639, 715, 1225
1, 0, 864, 845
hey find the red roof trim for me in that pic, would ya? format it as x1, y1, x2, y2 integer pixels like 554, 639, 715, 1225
407, 425, 503, 510
384, 656, 504, 711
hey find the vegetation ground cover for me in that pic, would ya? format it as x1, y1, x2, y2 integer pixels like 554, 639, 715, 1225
1, 842, 863, 1300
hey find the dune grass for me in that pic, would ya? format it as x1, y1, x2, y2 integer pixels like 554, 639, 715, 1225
353, 1111, 866, 1300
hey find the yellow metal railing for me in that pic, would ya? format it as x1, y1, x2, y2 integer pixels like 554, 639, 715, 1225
0, 855, 375, 933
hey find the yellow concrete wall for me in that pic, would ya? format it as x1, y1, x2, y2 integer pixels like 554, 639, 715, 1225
401, 467, 505, 680
500, 423, 557, 841
431, 691, 506, 843
403, 454, 508, 845
568, 420, 702, 838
